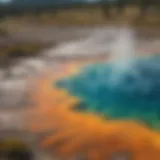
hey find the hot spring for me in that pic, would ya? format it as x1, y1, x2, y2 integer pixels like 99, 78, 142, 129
55, 29, 160, 130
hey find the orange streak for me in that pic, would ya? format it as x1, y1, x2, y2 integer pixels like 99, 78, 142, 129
26, 61, 160, 160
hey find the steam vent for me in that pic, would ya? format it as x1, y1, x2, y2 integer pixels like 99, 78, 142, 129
56, 55, 160, 129
28, 54, 160, 160
0, 27, 160, 160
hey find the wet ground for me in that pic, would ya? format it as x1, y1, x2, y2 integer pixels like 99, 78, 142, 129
0, 26, 160, 107
0, 26, 159, 159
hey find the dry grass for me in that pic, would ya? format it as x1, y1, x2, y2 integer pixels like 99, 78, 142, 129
0, 42, 50, 57
0, 28, 9, 37
11, 6, 160, 26
0, 6, 159, 34
0, 42, 52, 67
1, 6, 160, 27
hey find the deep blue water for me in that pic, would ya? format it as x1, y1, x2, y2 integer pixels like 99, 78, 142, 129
55, 55, 160, 129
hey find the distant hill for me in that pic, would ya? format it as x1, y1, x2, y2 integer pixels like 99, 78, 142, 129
8, 0, 100, 10
0, 0, 102, 16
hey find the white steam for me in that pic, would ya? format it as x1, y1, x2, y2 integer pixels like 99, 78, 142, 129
110, 28, 136, 72
107, 28, 137, 87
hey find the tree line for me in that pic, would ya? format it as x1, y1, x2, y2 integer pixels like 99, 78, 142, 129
0, 0, 159, 19
101, 0, 160, 17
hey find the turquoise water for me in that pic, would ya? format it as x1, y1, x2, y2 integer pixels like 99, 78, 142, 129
55, 55, 160, 129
